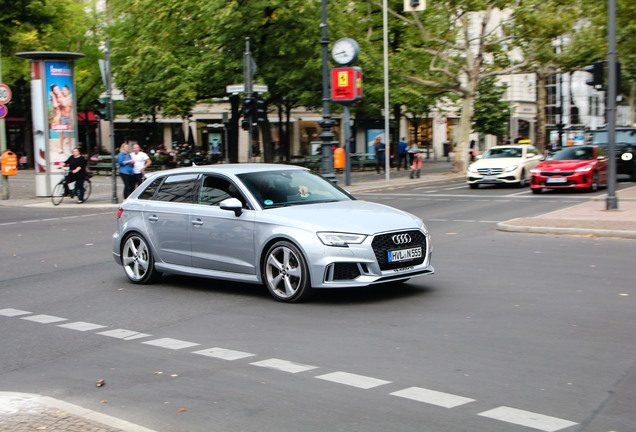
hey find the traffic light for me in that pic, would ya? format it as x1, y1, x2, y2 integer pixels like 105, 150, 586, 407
584, 62, 604, 89
241, 98, 253, 130
94, 97, 109, 120
254, 98, 266, 124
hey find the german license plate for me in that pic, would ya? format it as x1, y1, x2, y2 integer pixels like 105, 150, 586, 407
547, 177, 567, 184
388, 247, 422, 263
482, 175, 497, 181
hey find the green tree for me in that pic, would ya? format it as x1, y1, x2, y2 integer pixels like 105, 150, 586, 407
473, 76, 509, 137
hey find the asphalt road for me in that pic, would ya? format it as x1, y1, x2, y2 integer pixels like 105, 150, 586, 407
1, 179, 634, 432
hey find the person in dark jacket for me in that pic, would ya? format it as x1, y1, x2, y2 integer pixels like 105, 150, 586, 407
64, 147, 87, 203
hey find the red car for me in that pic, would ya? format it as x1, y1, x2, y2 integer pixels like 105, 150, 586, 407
530, 145, 608, 193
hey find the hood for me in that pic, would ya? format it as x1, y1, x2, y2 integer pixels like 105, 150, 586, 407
469, 157, 523, 170
260, 200, 423, 235
535, 160, 594, 171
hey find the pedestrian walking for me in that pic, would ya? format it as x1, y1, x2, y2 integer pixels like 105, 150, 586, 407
373, 136, 386, 174
117, 142, 135, 199
397, 137, 408, 170
409, 151, 422, 179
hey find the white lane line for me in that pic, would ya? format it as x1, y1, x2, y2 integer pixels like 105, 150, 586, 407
315, 372, 391, 389
142, 338, 200, 350
97, 329, 152, 340
193, 347, 255, 361
0, 308, 32, 317
478, 406, 577, 432
21, 314, 67, 324
390, 387, 475, 408
250, 358, 318, 374
57, 321, 107, 332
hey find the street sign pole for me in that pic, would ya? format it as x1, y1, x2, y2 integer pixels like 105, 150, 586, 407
0, 46, 10, 200
104, 37, 118, 203
606, 0, 618, 210
244, 38, 253, 163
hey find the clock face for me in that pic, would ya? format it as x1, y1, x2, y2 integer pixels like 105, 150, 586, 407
332, 38, 358, 65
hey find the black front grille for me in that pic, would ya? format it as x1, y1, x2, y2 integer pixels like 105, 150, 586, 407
541, 171, 574, 177
372, 230, 426, 271
332, 263, 361, 280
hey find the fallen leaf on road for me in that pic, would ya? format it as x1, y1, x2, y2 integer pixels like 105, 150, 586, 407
96, 379, 105, 387
179, 408, 187, 412
101, 400, 108, 403
154, 371, 163, 375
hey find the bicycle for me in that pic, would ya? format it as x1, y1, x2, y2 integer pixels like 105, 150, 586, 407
51, 168, 92, 206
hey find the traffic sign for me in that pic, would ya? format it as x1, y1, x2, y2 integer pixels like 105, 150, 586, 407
0, 104, 7, 119
0, 84, 11, 104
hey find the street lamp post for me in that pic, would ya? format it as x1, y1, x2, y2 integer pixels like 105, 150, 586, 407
319, 0, 336, 182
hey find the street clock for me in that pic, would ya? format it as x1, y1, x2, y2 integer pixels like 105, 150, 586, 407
332, 38, 359, 65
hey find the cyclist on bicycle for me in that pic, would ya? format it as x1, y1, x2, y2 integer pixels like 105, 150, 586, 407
63, 147, 87, 203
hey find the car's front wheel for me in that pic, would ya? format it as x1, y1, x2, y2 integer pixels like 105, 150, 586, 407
121, 233, 160, 284
263, 241, 313, 303
517, 169, 527, 187
589, 172, 599, 192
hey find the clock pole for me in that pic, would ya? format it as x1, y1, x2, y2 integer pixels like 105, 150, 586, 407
319, 0, 336, 182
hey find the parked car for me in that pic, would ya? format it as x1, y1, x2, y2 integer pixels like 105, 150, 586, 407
530, 145, 608, 193
112, 165, 434, 302
466, 144, 543, 188
590, 128, 636, 181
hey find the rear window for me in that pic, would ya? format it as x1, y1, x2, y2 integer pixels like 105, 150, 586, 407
152, 174, 199, 203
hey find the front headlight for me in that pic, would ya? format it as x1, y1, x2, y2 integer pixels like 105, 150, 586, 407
317, 232, 367, 247
621, 153, 633, 161
504, 165, 518, 172
467, 165, 478, 173
575, 165, 593, 172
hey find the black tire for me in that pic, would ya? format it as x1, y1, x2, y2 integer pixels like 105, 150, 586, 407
262, 240, 313, 303
517, 170, 527, 187
589, 172, 599, 192
83, 179, 92, 201
51, 182, 65, 206
121, 233, 160, 284
469, 183, 479, 189
531, 187, 542, 194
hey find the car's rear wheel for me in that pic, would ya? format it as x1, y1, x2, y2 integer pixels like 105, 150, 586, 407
263, 241, 313, 303
121, 233, 160, 284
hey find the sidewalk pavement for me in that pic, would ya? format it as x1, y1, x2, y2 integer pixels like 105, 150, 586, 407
0, 392, 155, 432
2, 163, 636, 240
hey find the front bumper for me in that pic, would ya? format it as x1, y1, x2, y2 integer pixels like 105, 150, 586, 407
531, 172, 592, 189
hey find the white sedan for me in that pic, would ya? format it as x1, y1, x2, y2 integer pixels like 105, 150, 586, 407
467, 144, 542, 188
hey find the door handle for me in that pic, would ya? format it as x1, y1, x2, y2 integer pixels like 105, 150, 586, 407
148, 215, 159, 222
192, 219, 204, 226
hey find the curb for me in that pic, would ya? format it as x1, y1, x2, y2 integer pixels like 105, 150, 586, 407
0, 392, 156, 432
496, 221, 636, 239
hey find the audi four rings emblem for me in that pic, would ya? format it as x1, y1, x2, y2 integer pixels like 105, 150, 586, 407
392, 234, 412, 245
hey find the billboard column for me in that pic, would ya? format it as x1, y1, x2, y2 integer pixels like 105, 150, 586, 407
16, 52, 85, 196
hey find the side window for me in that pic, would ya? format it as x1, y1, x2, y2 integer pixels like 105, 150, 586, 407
153, 174, 199, 203
198, 175, 246, 207
138, 177, 163, 200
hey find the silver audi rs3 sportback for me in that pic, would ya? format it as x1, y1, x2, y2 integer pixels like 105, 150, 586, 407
112, 164, 433, 302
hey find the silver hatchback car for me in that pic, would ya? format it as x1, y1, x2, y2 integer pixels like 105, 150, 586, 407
112, 164, 434, 302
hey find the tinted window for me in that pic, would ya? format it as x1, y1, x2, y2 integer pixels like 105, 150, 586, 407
138, 177, 163, 200
547, 147, 594, 161
153, 174, 199, 203
483, 147, 522, 158
198, 175, 247, 207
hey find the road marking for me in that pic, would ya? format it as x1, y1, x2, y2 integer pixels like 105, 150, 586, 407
142, 338, 200, 350
478, 406, 578, 432
315, 372, 391, 389
390, 387, 475, 408
251, 358, 318, 374
98, 329, 152, 340
193, 347, 255, 361
58, 321, 107, 332
0, 308, 32, 317
21, 314, 66, 324
0, 212, 113, 227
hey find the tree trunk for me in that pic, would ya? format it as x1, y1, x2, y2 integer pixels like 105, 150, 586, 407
535, 68, 549, 154
452, 92, 475, 173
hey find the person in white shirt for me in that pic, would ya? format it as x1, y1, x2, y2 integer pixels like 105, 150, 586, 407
131, 143, 151, 188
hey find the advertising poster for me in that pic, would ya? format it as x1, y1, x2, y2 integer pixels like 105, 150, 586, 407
208, 133, 222, 155
45, 61, 76, 164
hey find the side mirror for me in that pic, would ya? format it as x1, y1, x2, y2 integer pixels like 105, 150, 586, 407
597, 155, 607, 161
220, 197, 243, 216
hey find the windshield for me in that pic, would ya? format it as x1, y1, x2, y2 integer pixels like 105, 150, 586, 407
592, 130, 636, 145
547, 147, 594, 161
238, 170, 353, 208
483, 147, 523, 159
